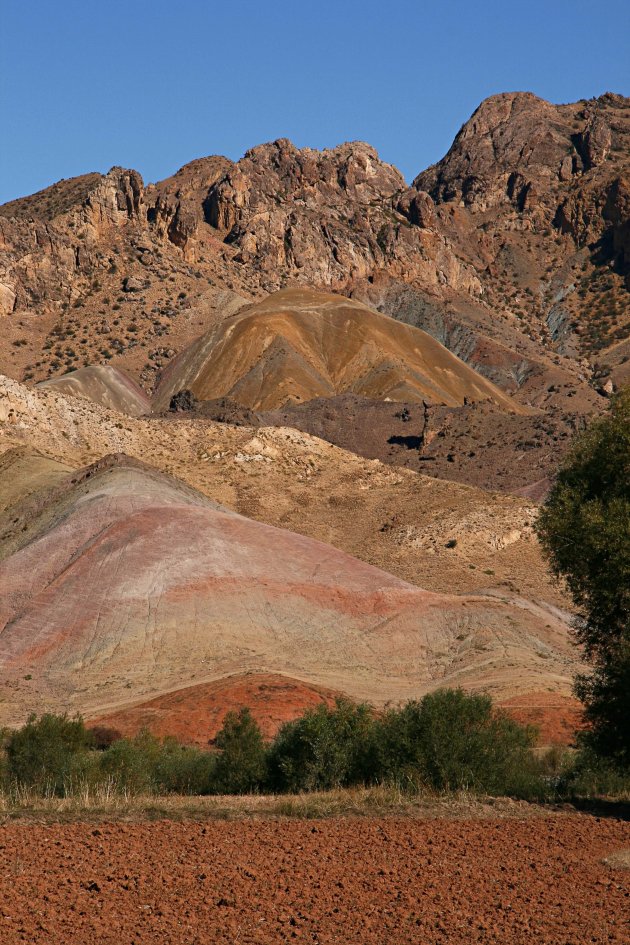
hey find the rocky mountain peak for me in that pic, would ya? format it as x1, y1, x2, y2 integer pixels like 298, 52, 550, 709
413, 91, 628, 218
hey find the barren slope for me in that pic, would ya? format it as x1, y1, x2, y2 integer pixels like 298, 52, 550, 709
0, 453, 578, 725
153, 288, 523, 412
37, 365, 151, 416
184, 393, 585, 497
0, 374, 568, 606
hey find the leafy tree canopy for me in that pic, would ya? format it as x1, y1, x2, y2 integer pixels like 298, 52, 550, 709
536, 388, 630, 765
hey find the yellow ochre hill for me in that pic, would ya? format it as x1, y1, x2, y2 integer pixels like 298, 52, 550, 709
153, 288, 525, 413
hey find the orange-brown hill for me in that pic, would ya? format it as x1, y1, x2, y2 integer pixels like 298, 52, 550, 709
499, 692, 584, 747
91, 673, 341, 746
153, 288, 523, 412
92, 676, 583, 749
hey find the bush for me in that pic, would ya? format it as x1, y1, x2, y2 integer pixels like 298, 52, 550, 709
267, 699, 376, 793
212, 709, 266, 794
98, 730, 215, 795
4, 713, 93, 796
0, 692, 547, 801
561, 745, 630, 798
376, 689, 539, 797
151, 737, 216, 794
97, 730, 163, 794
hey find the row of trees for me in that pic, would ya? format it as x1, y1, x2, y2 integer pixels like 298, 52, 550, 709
3, 689, 542, 799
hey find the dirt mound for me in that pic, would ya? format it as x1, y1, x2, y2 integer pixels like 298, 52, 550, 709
38, 365, 151, 416
91, 673, 341, 745
152, 287, 524, 412
1, 816, 628, 944
500, 692, 584, 746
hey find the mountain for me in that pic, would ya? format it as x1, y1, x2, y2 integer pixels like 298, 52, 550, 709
0, 450, 578, 728
404, 92, 630, 390
152, 287, 522, 412
0, 92, 627, 410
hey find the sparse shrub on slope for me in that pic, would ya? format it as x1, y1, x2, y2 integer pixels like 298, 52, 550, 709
376, 689, 539, 797
3, 713, 94, 796
267, 699, 376, 793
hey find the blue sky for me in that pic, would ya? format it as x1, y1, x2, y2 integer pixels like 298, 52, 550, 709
1, 0, 628, 203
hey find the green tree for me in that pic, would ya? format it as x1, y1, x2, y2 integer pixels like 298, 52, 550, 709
213, 708, 266, 794
376, 689, 537, 795
4, 713, 93, 796
267, 699, 376, 793
536, 388, 630, 766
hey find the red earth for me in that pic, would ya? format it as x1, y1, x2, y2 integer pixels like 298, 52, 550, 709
499, 692, 584, 746
0, 814, 628, 943
91, 673, 341, 745
91, 677, 585, 749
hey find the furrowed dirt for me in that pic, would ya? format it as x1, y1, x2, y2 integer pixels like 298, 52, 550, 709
0, 814, 628, 944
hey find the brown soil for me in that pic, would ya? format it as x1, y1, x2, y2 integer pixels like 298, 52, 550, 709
182, 393, 591, 498
91, 673, 341, 746
499, 692, 584, 746
0, 815, 628, 943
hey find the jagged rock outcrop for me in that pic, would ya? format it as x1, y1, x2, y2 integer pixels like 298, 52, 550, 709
398, 91, 630, 384
0, 167, 146, 313
145, 155, 233, 253
410, 92, 630, 271
203, 138, 481, 295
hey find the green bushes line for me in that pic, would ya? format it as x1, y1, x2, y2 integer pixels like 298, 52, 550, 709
0, 689, 624, 801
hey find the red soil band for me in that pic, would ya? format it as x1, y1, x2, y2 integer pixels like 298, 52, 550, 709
500, 692, 584, 746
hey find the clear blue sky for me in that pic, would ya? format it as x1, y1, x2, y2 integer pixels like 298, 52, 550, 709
1, 0, 628, 204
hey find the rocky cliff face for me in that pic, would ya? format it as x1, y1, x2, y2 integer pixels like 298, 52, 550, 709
398, 92, 630, 388
0, 168, 145, 315
145, 156, 233, 252
201, 138, 482, 296
0, 91, 627, 401
412, 92, 626, 226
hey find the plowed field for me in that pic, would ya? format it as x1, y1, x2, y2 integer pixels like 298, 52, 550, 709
0, 814, 628, 943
